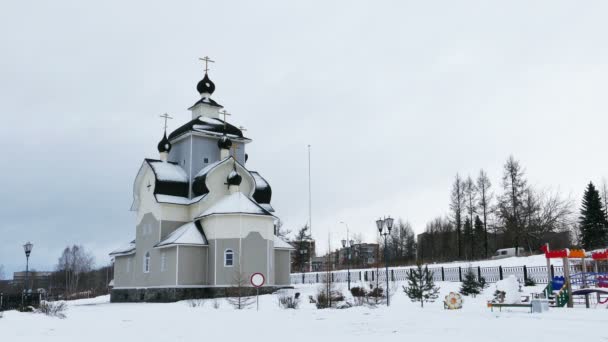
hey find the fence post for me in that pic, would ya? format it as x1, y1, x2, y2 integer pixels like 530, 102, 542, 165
441, 267, 445, 281
391, 270, 395, 282
477, 266, 482, 281
316, 273, 319, 283
550, 265, 555, 279
372, 271, 375, 281
458, 267, 462, 282
523, 265, 528, 284
332, 273, 335, 282
302, 272, 305, 284
499, 266, 503, 280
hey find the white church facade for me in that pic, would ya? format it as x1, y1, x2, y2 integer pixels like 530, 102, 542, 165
110, 61, 294, 302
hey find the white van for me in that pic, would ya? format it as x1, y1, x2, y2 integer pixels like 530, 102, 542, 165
491, 247, 525, 259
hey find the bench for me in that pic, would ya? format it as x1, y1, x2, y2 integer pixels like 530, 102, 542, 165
487, 303, 532, 313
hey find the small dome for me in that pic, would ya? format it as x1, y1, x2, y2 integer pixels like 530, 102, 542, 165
197, 73, 216, 95
218, 135, 232, 150
157, 132, 172, 153
227, 168, 242, 186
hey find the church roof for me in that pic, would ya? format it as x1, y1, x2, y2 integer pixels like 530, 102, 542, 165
155, 194, 206, 206
196, 192, 275, 219
144, 159, 189, 198
155, 222, 208, 248
274, 236, 295, 250
109, 240, 136, 256
168, 116, 247, 141
250, 171, 272, 204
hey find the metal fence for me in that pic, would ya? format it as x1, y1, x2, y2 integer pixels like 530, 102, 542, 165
0, 293, 42, 311
290, 264, 606, 285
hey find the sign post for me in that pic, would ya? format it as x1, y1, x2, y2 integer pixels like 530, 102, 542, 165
250, 273, 265, 311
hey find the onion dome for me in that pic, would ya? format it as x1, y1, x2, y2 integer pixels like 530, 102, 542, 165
227, 165, 242, 186
197, 73, 215, 95
157, 132, 172, 153
218, 135, 232, 150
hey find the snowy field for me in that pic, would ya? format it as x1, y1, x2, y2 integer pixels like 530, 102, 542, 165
2, 281, 607, 342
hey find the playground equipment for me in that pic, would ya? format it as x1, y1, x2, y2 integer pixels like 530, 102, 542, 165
542, 244, 608, 308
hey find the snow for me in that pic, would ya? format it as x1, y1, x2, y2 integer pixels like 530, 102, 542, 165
259, 203, 275, 212
2, 282, 607, 342
250, 171, 269, 190
109, 241, 135, 256
274, 236, 294, 250
156, 222, 207, 247
197, 192, 273, 218
155, 194, 206, 205
148, 161, 188, 183
495, 275, 521, 304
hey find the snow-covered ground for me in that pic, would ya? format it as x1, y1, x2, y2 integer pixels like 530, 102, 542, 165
2, 281, 607, 342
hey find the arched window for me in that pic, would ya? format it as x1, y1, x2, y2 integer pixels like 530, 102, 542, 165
144, 252, 150, 273
224, 249, 234, 267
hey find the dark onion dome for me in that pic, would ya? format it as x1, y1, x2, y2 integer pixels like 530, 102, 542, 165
168, 116, 245, 141
250, 171, 272, 204
227, 167, 242, 186
197, 73, 216, 95
157, 132, 172, 153
145, 159, 189, 198
218, 135, 232, 150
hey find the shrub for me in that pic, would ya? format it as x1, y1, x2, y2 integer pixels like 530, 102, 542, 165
187, 299, 205, 308
278, 294, 300, 309
315, 288, 344, 309
37, 301, 67, 319
350, 286, 367, 298
524, 278, 536, 287
212, 299, 220, 309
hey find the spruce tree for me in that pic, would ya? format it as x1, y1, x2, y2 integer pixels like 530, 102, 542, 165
463, 217, 473, 260
474, 216, 485, 259
403, 263, 440, 307
460, 267, 485, 296
579, 182, 608, 249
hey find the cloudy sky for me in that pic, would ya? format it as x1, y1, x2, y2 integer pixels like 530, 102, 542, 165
1, 1, 607, 276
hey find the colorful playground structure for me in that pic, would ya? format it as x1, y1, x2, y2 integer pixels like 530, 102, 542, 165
542, 244, 608, 308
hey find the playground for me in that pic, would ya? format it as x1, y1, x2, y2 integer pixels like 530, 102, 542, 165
542, 246, 608, 308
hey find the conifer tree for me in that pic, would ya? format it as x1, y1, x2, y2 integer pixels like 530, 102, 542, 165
460, 267, 485, 296
579, 182, 608, 249
474, 216, 485, 259
403, 263, 440, 307
463, 217, 473, 260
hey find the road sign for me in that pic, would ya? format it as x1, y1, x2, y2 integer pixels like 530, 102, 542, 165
250, 273, 265, 288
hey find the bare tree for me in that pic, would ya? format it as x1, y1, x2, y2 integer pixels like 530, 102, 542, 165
0, 264, 4, 280
602, 178, 608, 221
56, 245, 95, 296
226, 269, 255, 310
450, 174, 466, 259
476, 169, 493, 258
274, 219, 291, 240
464, 176, 478, 259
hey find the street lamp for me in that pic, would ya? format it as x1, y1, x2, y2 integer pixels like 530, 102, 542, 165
339, 221, 353, 290
376, 217, 394, 306
300, 249, 307, 283
23, 242, 33, 294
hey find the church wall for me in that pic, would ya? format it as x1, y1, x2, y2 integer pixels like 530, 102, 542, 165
160, 220, 187, 241
113, 255, 135, 288
274, 250, 291, 286
211, 231, 272, 286
177, 246, 207, 285
191, 135, 221, 181
168, 136, 191, 182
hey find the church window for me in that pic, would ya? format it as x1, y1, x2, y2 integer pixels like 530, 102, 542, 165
224, 249, 234, 267
160, 252, 166, 272
204, 157, 209, 164
144, 252, 151, 273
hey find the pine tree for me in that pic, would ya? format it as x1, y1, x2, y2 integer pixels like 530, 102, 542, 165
463, 217, 473, 260
460, 267, 485, 296
473, 216, 485, 259
579, 182, 608, 249
403, 263, 440, 307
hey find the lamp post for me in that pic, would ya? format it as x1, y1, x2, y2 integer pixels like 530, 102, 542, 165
339, 221, 352, 290
376, 217, 394, 306
300, 249, 306, 284
23, 242, 33, 295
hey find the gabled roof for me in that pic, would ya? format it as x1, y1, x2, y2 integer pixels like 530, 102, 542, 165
155, 222, 208, 248
274, 236, 295, 250
196, 192, 275, 219
168, 116, 248, 141
109, 240, 136, 256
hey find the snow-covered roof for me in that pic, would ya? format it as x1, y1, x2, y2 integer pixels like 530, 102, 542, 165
155, 194, 206, 206
147, 160, 188, 183
109, 240, 136, 256
274, 236, 295, 250
155, 222, 208, 248
259, 203, 275, 212
196, 192, 274, 219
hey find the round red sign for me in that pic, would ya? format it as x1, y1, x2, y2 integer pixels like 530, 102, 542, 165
250, 273, 265, 288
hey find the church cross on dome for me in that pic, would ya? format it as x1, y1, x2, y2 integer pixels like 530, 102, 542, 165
159, 113, 173, 132
220, 109, 231, 130
199, 56, 215, 73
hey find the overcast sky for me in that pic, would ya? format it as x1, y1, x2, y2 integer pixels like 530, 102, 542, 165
1, 1, 607, 276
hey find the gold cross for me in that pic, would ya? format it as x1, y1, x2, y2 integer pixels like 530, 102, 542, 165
199, 56, 215, 73
159, 113, 173, 131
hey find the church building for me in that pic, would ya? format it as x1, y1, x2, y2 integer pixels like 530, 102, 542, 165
110, 60, 294, 302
